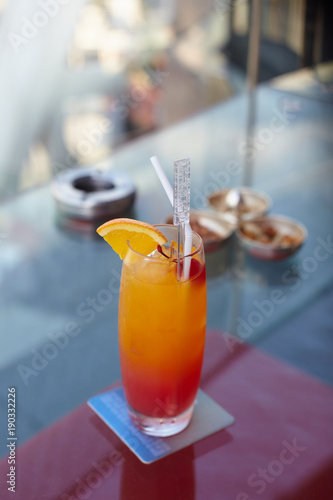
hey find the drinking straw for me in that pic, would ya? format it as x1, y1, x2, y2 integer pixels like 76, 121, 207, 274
173, 158, 192, 280
150, 156, 173, 206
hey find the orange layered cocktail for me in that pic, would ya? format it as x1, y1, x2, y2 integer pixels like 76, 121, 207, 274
97, 220, 206, 436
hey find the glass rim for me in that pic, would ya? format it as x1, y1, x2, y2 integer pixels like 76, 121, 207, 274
126, 224, 204, 260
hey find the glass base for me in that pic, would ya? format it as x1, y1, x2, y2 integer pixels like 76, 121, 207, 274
128, 403, 195, 437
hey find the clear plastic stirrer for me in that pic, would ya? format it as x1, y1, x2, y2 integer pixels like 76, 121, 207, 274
173, 158, 192, 280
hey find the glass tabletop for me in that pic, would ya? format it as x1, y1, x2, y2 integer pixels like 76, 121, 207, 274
1, 84, 333, 455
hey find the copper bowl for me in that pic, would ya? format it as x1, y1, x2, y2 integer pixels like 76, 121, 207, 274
236, 215, 307, 261
208, 187, 271, 225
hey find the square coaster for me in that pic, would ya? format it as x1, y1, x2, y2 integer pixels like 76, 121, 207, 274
88, 387, 235, 464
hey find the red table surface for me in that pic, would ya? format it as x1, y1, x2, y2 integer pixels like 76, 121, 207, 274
1, 331, 333, 500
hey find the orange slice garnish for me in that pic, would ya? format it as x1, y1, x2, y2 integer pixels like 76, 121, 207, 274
96, 218, 167, 259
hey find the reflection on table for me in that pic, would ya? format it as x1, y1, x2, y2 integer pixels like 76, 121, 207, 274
0, 85, 333, 496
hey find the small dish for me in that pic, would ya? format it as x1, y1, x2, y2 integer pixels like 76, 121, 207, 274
236, 215, 307, 261
208, 187, 271, 225
52, 167, 136, 220
165, 210, 234, 253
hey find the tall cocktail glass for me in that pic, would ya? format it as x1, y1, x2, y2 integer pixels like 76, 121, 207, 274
118, 224, 207, 437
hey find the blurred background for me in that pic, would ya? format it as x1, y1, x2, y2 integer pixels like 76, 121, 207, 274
0, 0, 332, 201
1, 0, 333, 454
